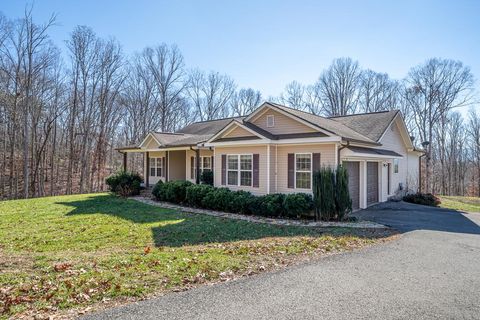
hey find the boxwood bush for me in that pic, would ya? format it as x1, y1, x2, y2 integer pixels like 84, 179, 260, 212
185, 184, 214, 207
152, 180, 315, 219
403, 192, 440, 207
106, 171, 143, 197
284, 193, 314, 218
249, 193, 285, 217
152, 180, 193, 204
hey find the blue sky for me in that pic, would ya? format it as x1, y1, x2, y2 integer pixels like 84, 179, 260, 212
2, 0, 479, 113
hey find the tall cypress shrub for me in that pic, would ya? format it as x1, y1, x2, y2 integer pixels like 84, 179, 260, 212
335, 165, 352, 220
313, 167, 336, 221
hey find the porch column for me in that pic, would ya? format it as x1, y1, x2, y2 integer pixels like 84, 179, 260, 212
123, 152, 127, 172
195, 149, 201, 184
165, 151, 169, 182
359, 161, 367, 209
146, 152, 150, 188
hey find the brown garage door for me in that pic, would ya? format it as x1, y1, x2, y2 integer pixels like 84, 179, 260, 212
344, 161, 360, 210
367, 162, 379, 206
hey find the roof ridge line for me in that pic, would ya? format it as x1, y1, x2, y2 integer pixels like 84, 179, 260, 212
328, 109, 398, 118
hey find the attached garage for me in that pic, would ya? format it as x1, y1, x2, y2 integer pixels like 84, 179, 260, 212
344, 161, 360, 210
366, 162, 379, 206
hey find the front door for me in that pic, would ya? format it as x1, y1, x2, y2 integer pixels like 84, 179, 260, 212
367, 162, 379, 206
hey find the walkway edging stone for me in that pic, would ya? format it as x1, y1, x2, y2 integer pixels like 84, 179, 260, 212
130, 196, 388, 229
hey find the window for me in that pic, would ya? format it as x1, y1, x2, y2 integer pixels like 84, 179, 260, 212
266, 115, 275, 127
192, 156, 212, 180
227, 154, 252, 186
295, 153, 311, 189
149, 157, 162, 177
393, 159, 399, 174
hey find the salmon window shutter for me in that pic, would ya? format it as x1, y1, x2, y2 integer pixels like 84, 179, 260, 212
288, 153, 294, 188
190, 156, 195, 179
221, 154, 226, 185
253, 154, 259, 188
313, 153, 321, 172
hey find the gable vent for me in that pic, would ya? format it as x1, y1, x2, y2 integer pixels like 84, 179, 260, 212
267, 115, 275, 128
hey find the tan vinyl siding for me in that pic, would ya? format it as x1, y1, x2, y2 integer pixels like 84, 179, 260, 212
275, 143, 336, 194
214, 145, 267, 195
377, 117, 409, 196
144, 136, 160, 149
168, 150, 186, 181
251, 109, 317, 135
223, 126, 255, 138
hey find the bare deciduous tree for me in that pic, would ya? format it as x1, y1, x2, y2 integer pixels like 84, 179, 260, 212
230, 88, 262, 116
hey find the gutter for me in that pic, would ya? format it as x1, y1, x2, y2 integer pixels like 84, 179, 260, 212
337, 142, 350, 165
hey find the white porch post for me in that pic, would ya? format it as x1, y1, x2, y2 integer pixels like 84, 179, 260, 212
359, 160, 367, 209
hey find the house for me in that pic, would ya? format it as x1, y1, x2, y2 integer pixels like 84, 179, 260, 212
117, 102, 422, 210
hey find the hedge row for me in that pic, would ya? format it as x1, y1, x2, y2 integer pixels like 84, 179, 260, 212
106, 171, 143, 197
403, 192, 440, 207
152, 180, 314, 219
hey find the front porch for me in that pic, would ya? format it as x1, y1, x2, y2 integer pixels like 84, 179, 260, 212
117, 147, 214, 188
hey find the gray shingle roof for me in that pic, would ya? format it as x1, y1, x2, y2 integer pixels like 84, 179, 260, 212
329, 110, 399, 142
177, 117, 245, 135
151, 132, 187, 145
267, 103, 379, 145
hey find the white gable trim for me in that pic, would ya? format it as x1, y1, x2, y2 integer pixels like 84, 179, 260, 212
245, 102, 334, 137
138, 133, 162, 149
206, 120, 271, 144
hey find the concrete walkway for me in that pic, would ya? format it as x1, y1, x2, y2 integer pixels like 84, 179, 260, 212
84, 203, 480, 320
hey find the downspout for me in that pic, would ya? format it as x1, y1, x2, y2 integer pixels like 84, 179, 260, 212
337, 141, 350, 166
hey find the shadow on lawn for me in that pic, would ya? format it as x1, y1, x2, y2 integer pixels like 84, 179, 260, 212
59, 194, 368, 247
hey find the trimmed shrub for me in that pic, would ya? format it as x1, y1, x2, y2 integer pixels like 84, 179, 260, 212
249, 194, 285, 217
202, 187, 235, 211
284, 193, 314, 219
403, 192, 440, 207
152, 180, 193, 203
152, 180, 165, 200
335, 165, 352, 221
200, 170, 214, 186
106, 171, 143, 197
185, 184, 214, 207
227, 190, 256, 214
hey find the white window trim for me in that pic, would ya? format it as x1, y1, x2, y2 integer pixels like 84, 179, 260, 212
393, 159, 399, 174
149, 157, 163, 177
266, 114, 275, 128
227, 154, 253, 187
294, 153, 313, 190
192, 156, 212, 179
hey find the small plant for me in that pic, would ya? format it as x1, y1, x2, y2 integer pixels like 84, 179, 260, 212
200, 170, 214, 186
105, 171, 143, 197
403, 192, 440, 207
284, 193, 314, 219
185, 184, 214, 207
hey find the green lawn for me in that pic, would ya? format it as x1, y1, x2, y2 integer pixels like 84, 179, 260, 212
0, 193, 392, 318
439, 196, 480, 213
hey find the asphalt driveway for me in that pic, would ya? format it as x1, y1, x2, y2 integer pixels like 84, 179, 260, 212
84, 202, 480, 320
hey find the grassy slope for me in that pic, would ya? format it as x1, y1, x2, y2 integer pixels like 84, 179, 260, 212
0, 193, 390, 318
439, 196, 480, 213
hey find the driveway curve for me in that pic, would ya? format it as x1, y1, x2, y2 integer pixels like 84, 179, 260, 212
84, 202, 480, 320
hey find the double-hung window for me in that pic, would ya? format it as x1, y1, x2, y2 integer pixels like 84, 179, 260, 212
295, 153, 312, 189
149, 158, 162, 177
227, 154, 252, 186
192, 156, 212, 180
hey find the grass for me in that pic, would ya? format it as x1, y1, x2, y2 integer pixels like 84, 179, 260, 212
439, 196, 480, 213
0, 193, 393, 318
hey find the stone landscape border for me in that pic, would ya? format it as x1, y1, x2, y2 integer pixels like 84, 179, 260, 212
131, 196, 388, 229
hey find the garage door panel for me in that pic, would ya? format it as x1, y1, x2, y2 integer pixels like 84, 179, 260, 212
344, 161, 360, 210
367, 162, 379, 206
